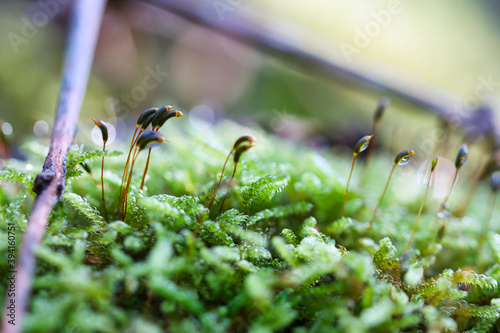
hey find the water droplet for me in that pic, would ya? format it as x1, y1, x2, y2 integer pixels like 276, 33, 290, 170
354, 135, 372, 155
437, 211, 451, 219
1, 122, 13, 136
33, 120, 49, 137
398, 156, 410, 165
395, 150, 416, 165
189, 104, 214, 129
437, 202, 451, 218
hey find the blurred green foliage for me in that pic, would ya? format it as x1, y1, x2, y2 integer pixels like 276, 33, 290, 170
2, 1, 500, 155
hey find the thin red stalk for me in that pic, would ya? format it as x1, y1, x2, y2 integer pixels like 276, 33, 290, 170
368, 164, 396, 231
119, 125, 139, 201
1, 1, 106, 331
403, 168, 433, 257
140, 148, 152, 190
139, 126, 158, 190
101, 142, 108, 220
119, 127, 143, 206
119, 127, 145, 217
219, 162, 237, 215
122, 148, 140, 220
443, 168, 459, 206
208, 149, 234, 209
429, 168, 460, 242
342, 154, 356, 217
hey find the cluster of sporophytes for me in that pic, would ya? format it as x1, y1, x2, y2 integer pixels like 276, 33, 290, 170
2, 101, 500, 332
118, 106, 186, 220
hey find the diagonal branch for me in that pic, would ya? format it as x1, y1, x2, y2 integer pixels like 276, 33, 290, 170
138, 0, 499, 145
1, 1, 107, 332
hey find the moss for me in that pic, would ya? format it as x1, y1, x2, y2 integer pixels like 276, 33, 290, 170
1, 120, 500, 332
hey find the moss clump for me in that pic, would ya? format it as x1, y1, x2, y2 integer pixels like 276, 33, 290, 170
1, 120, 500, 332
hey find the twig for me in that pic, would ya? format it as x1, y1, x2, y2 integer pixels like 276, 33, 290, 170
1, 1, 106, 332
136, 0, 499, 145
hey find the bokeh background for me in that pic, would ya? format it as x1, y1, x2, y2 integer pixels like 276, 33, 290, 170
1, 0, 500, 162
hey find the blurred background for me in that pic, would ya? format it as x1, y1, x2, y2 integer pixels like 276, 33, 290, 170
0, 0, 500, 161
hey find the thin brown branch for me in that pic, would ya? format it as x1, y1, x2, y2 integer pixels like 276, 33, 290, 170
137, 0, 499, 145
1, 1, 107, 332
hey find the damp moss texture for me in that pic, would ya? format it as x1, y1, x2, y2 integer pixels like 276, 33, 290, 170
1, 120, 500, 333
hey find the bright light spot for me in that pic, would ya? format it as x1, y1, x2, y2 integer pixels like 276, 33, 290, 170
26, 164, 33, 171
494, 234, 500, 244
431, 157, 456, 198
108, 117, 128, 142
416, 159, 433, 186
91, 121, 116, 145
189, 104, 214, 129
33, 120, 49, 137
416, 157, 457, 199
1, 122, 12, 136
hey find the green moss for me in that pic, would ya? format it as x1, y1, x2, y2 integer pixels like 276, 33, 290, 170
1, 120, 500, 332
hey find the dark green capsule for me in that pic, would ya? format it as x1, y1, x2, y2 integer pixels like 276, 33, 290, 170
158, 110, 186, 128
353, 135, 373, 155
394, 150, 416, 166
455, 144, 468, 170
233, 144, 253, 164
92, 118, 108, 143
141, 112, 157, 130
79, 161, 92, 174
374, 97, 390, 122
152, 105, 174, 128
137, 108, 158, 126
136, 131, 167, 151
233, 135, 257, 150
431, 155, 439, 171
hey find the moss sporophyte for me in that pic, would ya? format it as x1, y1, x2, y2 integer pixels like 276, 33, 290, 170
208, 136, 256, 211
92, 118, 109, 220
141, 107, 185, 190
365, 97, 389, 164
368, 150, 416, 231
119, 107, 158, 211
342, 134, 373, 217
118, 106, 185, 220
403, 155, 438, 258
122, 130, 167, 219
362, 97, 390, 185
435, 144, 469, 243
